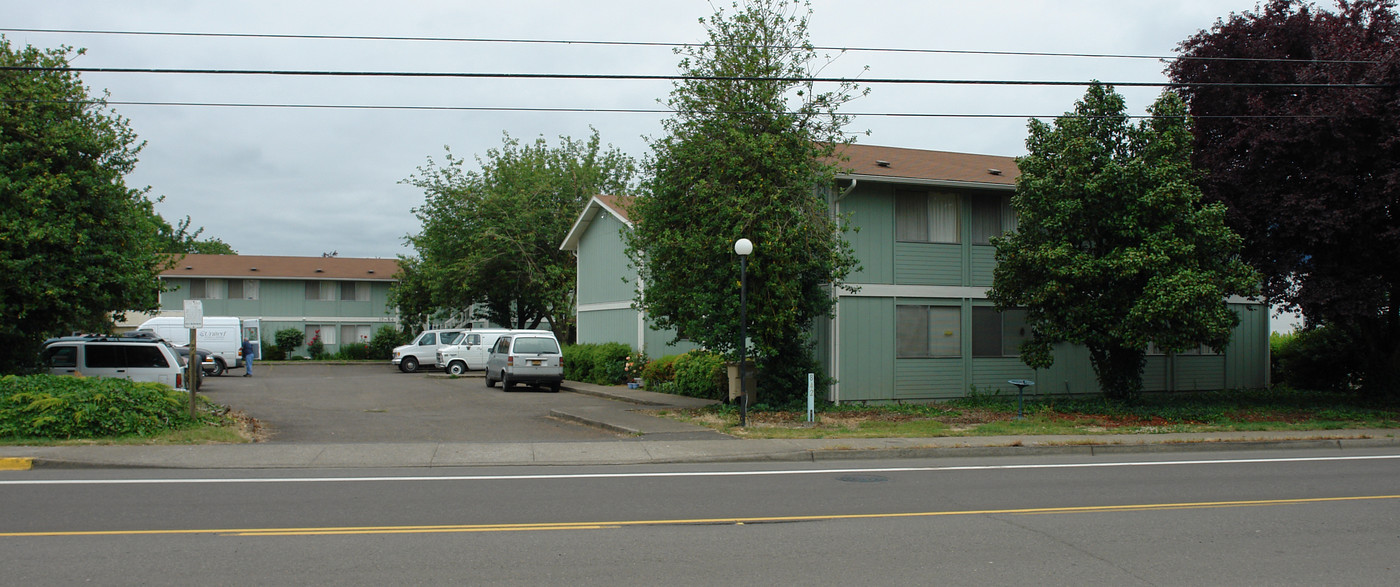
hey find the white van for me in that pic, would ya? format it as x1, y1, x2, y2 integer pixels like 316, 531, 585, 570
391, 329, 469, 373
437, 329, 552, 375
137, 316, 245, 376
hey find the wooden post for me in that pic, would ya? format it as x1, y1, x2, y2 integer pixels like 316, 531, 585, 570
188, 328, 198, 419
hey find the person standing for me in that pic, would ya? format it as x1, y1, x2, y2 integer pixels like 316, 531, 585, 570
241, 337, 256, 377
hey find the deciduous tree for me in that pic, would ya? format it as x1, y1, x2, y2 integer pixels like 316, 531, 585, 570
1168, 0, 1400, 396
989, 84, 1260, 401
624, 0, 864, 402
398, 131, 637, 338
0, 40, 168, 372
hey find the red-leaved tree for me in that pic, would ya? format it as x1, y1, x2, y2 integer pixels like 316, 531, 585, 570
1169, 0, 1400, 396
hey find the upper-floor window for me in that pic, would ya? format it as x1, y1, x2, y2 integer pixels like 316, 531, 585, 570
896, 191, 960, 243
340, 281, 369, 302
305, 280, 335, 301
188, 278, 224, 299
227, 279, 259, 300
970, 196, 1018, 245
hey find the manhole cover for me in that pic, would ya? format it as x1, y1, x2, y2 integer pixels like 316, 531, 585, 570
837, 474, 889, 483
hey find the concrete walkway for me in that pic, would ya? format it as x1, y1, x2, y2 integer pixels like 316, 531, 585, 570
2, 380, 1397, 470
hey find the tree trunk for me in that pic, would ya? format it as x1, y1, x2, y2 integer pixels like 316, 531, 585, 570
1088, 343, 1146, 402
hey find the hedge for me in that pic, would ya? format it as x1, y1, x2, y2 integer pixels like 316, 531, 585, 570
0, 375, 196, 439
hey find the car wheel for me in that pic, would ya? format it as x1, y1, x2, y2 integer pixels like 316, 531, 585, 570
448, 362, 467, 376
485, 371, 497, 387
210, 359, 226, 377
401, 356, 420, 373
502, 374, 514, 391
550, 382, 561, 393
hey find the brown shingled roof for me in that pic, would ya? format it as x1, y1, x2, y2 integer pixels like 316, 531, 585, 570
596, 194, 635, 223
161, 254, 402, 281
830, 143, 1019, 186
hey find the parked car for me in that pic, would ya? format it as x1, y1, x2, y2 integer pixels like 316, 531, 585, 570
391, 329, 468, 373
437, 329, 553, 375
172, 346, 211, 390
41, 334, 187, 390
484, 332, 564, 392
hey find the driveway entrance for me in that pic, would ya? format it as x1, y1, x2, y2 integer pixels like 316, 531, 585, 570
199, 363, 619, 443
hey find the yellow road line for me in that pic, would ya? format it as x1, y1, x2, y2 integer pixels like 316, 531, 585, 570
0, 458, 33, 471
4, 495, 1397, 538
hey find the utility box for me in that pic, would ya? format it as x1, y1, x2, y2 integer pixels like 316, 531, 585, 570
726, 360, 757, 404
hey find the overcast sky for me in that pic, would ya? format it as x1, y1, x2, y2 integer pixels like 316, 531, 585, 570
7, 0, 1270, 260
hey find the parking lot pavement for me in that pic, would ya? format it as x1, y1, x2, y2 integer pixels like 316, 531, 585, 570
198, 363, 629, 443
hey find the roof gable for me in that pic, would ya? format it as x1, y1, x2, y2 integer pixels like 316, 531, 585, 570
560, 195, 634, 251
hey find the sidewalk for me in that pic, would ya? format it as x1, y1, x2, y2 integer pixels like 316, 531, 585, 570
2, 380, 1397, 470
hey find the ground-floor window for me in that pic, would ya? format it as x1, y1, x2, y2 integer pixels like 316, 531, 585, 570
306, 324, 337, 345
971, 307, 1029, 357
340, 324, 372, 346
896, 305, 961, 358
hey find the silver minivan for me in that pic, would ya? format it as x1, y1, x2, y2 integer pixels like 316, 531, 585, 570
41, 335, 187, 390
484, 332, 564, 392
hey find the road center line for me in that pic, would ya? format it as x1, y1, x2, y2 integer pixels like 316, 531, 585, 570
2, 454, 1398, 486
4, 495, 1397, 538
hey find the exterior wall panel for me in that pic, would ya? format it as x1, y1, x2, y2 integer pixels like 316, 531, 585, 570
969, 246, 996, 287
835, 296, 894, 401
894, 242, 962, 285
841, 188, 894, 285
577, 213, 636, 305
895, 359, 964, 399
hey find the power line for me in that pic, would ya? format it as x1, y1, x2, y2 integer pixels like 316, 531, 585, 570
2, 65, 1393, 89
0, 27, 1385, 65
1, 98, 1353, 120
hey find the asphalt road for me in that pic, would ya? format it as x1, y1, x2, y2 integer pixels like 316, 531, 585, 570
4, 448, 1399, 585
197, 363, 618, 443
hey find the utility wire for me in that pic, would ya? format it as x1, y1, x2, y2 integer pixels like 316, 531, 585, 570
0, 27, 1386, 65
2, 65, 1393, 89
1, 99, 1354, 120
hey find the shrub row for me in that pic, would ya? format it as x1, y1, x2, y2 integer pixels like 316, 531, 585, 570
260, 325, 407, 361
0, 375, 196, 439
563, 343, 633, 385
645, 350, 728, 401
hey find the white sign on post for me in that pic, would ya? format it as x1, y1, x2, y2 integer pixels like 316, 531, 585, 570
183, 300, 204, 329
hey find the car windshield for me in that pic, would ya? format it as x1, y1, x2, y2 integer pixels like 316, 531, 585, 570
513, 337, 559, 354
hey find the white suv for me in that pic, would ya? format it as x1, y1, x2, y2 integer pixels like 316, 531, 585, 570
391, 329, 467, 373
41, 335, 188, 390
484, 332, 564, 392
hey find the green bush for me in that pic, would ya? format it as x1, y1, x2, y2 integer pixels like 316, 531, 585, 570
563, 344, 596, 381
306, 329, 327, 359
274, 328, 304, 358
0, 375, 196, 439
671, 350, 727, 400
260, 338, 286, 361
368, 325, 407, 360
590, 343, 632, 385
337, 343, 370, 361
1272, 326, 1362, 392
642, 354, 681, 391
561, 343, 633, 384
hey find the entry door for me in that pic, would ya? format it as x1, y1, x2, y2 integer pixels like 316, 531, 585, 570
243, 319, 262, 359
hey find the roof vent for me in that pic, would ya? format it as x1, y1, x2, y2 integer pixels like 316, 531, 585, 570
988, 168, 1003, 176
184, 266, 193, 270
315, 268, 324, 273
876, 160, 891, 168
367, 270, 375, 274
250, 267, 258, 271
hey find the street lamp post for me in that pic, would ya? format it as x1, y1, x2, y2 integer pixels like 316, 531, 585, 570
734, 238, 753, 427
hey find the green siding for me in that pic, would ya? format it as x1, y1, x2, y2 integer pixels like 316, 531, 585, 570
894, 242, 963, 285
577, 213, 636, 305
969, 246, 996, 287
577, 309, 637, 346
1174, 356, 1227, 391
841, 188, 894, 284
835, 297, 894, 401
970, 359, 1035, 395
1226, 303, 1269, 388
895, 359, 965, 399
1142, 356, 1170, 391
